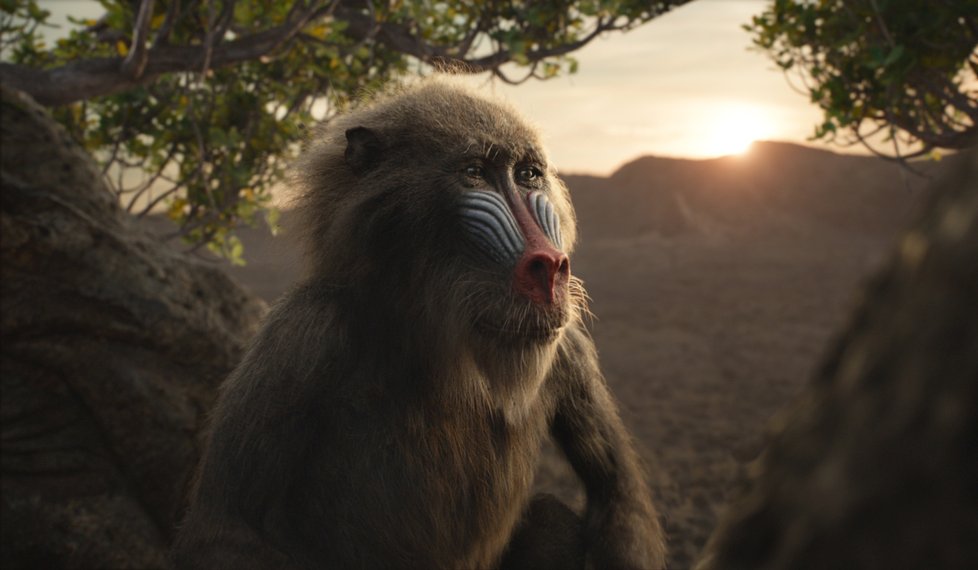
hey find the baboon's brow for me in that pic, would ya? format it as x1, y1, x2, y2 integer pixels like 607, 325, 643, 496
454, 138, 546, 164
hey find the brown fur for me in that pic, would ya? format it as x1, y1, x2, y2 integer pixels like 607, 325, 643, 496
170, 78, 665, 569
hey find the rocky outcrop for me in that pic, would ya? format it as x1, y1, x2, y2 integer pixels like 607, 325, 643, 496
1, 87, 266, 568
696, 152, 978, 569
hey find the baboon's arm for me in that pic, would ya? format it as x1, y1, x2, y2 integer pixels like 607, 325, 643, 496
550, 325, 667, 570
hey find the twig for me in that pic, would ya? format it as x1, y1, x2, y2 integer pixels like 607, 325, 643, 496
121, 0, 155, 79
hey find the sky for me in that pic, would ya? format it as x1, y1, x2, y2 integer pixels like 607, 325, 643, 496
37, 0, 842, 176
472, 0, 834, 174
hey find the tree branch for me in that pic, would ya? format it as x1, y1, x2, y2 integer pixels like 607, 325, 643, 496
0, 1, 333, 106
2, 1, 655, 107
332, 6, 622, 73
121, 0, 155, 79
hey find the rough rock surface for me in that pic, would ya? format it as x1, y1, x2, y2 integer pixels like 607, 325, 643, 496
696, 152, 978, 569
0, 87, 266, 569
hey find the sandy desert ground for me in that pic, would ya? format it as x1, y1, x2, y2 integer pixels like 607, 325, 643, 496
190, 142, 947, 569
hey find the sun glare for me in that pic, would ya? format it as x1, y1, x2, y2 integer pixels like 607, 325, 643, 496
699, 104, 776, 157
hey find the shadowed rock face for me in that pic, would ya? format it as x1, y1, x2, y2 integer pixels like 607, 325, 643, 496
0, 87, 266, 569
696, 152, 978, 570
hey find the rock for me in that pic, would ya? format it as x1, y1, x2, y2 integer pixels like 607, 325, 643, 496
1, 87, 266, 568
696, 151, 978, 569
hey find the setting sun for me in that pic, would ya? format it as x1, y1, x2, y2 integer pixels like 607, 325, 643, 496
699, 103, 777, 157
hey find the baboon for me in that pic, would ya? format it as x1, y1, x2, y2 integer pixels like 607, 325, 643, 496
171, 79, 665, 570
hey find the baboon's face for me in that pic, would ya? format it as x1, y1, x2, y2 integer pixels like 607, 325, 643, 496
333, 90, 579, 347
443, 146, 575, 345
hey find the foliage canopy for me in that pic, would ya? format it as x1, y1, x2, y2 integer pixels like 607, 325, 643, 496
0, 0, 687, 262
748, 0, 978, 162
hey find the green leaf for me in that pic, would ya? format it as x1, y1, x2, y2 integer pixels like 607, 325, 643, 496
882, 45, 904, 67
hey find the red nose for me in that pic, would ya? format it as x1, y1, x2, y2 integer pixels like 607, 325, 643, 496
514, 248, 570, 305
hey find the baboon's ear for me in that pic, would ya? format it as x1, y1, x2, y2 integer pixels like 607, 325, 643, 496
345, 126, 384, 176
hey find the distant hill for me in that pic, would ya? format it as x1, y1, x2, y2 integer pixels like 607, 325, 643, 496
565, 141, 946, 243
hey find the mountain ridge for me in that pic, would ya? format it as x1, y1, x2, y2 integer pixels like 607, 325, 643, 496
563, 141, 950, 243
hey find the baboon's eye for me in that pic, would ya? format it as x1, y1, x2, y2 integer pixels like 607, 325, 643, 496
516, 166, 542, 184
464, 165, 485, 179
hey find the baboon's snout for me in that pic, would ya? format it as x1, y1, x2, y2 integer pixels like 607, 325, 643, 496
514, 247, 569, 306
